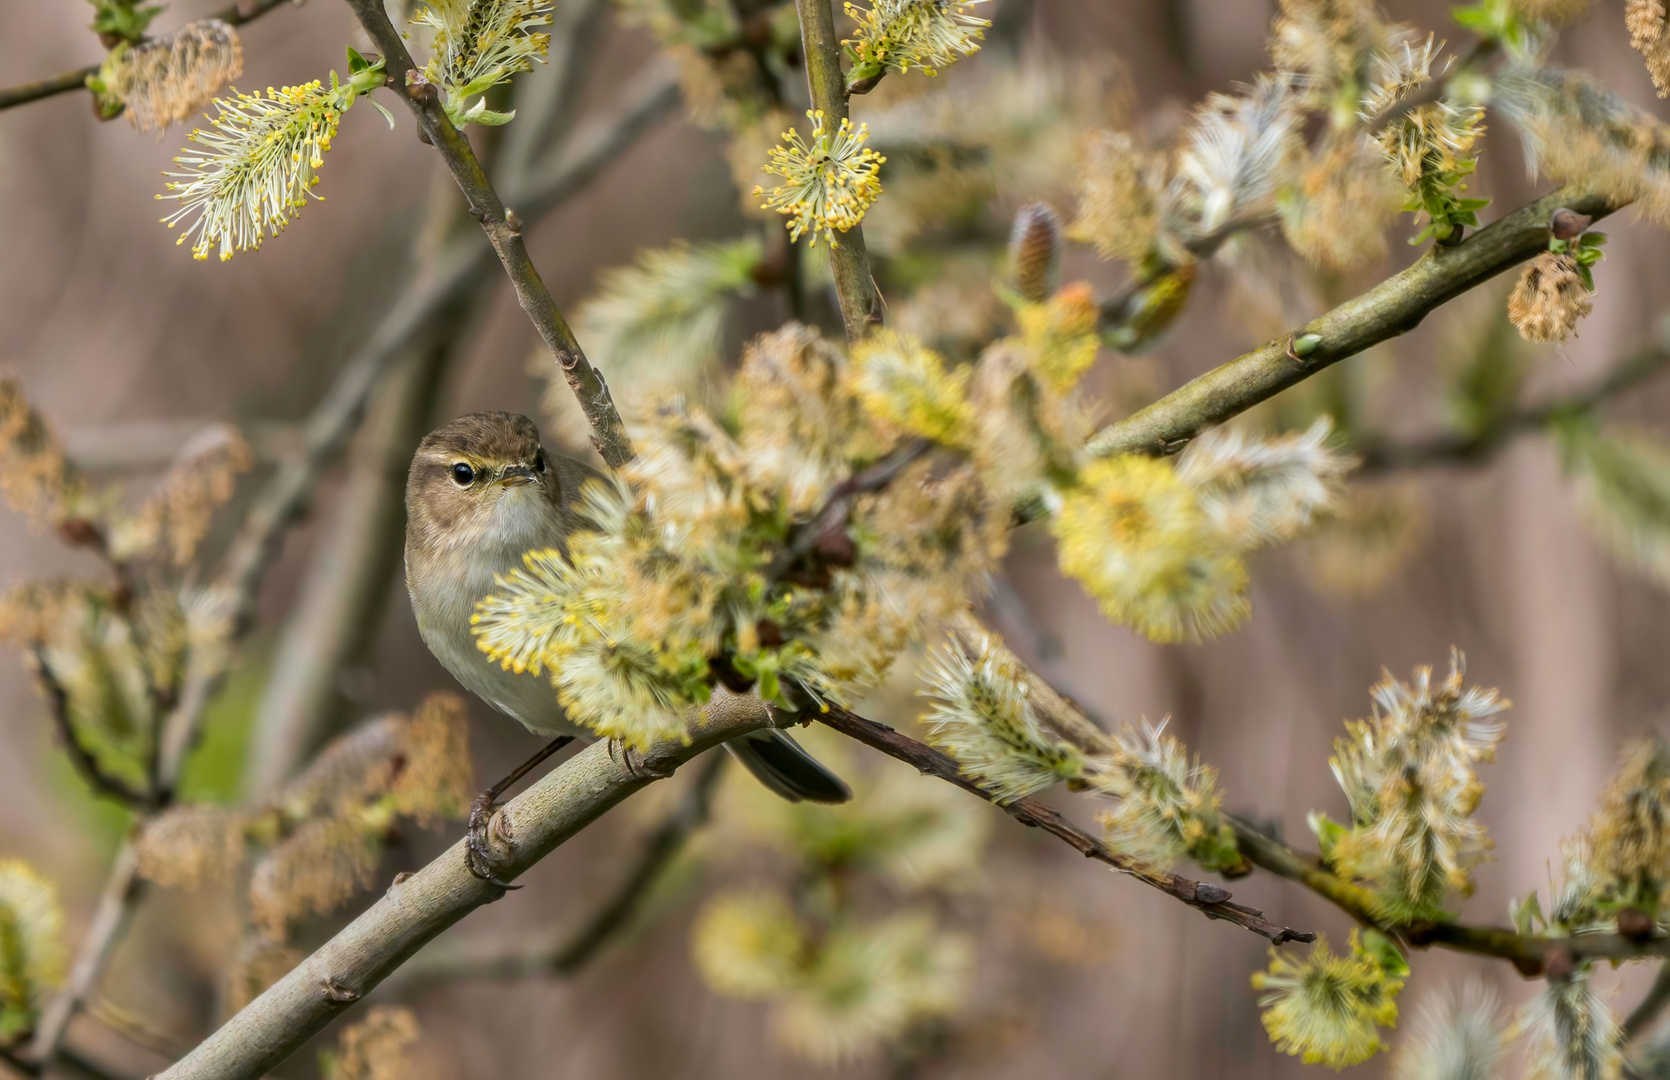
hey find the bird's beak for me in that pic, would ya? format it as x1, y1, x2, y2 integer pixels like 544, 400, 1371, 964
498, 466, 538, 487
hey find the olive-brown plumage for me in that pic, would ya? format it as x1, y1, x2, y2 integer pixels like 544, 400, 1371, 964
404, 411, 849, 805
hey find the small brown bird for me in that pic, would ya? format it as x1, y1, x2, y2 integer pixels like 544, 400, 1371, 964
405, 412, 849, 879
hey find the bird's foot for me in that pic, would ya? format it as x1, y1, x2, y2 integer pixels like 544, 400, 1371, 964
465, 789, 520, 890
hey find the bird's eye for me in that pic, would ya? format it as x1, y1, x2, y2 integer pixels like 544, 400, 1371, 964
450, 462, 476, 486
533, 450, 546, 473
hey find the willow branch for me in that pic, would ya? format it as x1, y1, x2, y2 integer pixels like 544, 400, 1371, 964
811, 704, 1313, 946
390, 751, 728, 988
1085, 186, 1620, 461
154, 711, 769, 1080
1357, 343, 1670, 473
0, 0, 296, 113
343, 0, 634, 468
793, 0, 884, 342
1228, 816, 1670, 975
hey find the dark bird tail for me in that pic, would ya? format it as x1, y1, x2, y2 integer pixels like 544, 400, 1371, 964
727, 729, 851, 804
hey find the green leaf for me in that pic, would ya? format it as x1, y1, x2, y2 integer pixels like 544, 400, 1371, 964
1308, 811, 1349, 863
346, 45, 369, 74
1510, 889, 1545, 935
1360, 929, 1411, 978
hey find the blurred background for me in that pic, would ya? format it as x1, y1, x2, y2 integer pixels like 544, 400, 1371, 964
3, 0, 1670, 1077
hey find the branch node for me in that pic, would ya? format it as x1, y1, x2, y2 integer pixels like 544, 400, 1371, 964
1619, 908, 1656, 942
1195, 883, 1232, 904
403, 69, 438, 106
1551, 207, 1594, 240
505, 209, 524, 236
319, 977, 360, 1004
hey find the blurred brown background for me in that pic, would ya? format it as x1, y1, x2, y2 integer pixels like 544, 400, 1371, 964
4, 0, 1670, 1076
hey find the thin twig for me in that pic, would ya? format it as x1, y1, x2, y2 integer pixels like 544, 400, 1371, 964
1626, 963, 1670, 1043
1357, 344, 1670, 473
811, 704, 1313, 945
26, 844, 145, 1064
1228, 816, 1670, 974
154, 709, 774, 1080
343, 0, 635, 469
0, 1044, 37, 1078
766, 437, 934, 587
793, 0, 884, 342
1082, 186, 1621, 467
0, 0, 297, 112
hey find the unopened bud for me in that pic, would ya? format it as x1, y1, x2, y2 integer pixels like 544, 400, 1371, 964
1550, 207, 1593, 241
1008, 202, 1063, 303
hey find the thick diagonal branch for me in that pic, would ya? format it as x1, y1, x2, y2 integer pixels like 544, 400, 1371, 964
343, 0, 634, 468
1086, 186, 1619, 461
389, 750, 728, 987
153, 711, 771, 1080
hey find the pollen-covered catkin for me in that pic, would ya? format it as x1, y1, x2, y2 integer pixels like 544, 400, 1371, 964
1508, 251, 1594, 343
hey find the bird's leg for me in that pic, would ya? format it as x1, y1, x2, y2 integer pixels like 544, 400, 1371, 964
466, 735, 574, 888
606, 735, 640, 778
604, 736, 674, 783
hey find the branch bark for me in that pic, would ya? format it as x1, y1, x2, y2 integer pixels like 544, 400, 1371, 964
1085, 185, 1619, 461
343, 0, 635, 468
153, 712, 770, 1080
793, 0, 884, 342
0, 0, 296, 112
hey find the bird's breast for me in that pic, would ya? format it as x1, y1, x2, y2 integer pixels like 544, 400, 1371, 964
409, 534, 581, 738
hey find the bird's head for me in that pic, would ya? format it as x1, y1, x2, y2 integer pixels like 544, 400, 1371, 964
406, 411, 563, 558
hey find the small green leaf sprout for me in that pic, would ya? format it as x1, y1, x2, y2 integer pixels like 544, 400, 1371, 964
843, 0, 991, 89
412, 0, 553, 128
